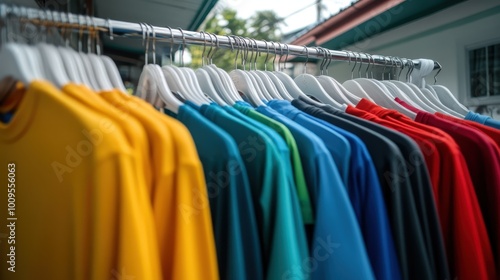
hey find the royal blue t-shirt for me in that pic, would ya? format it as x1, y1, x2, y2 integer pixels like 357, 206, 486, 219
257, 105, 375, 280
465, 111, 500, 130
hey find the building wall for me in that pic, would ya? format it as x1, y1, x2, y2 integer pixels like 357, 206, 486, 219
326, 0, 500, 116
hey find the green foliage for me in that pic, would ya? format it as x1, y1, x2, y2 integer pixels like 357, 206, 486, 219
189, 8, 284, 72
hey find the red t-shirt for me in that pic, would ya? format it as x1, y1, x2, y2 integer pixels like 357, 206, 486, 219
396, 98, 500, 268
435, 112, 500, 147
348, 99, 496, 280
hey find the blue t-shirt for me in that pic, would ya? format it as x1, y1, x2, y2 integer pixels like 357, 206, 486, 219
167, 105, 262, 280
285, 100, 403, 280
190, 102, 309, 280
257, 105, 375, 280
268, 100, 351, 186
465, 111, 500, 130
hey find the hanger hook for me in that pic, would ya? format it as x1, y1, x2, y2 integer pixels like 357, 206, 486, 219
320, 48, 328, 75
167, 26, 174, 65
205, 32, 214, 65
251, 38, 260, 70
85, 15, 93, 53
276, 43, 283, 71
138, 22, 147, 65
90, 16, 101, 55
199, 31, 206, 66
358, 53, 364, 78
405, 58, 411, 82
243, 37, 250, 71
247, 38, 255, 70
231, 36, 240, 69
271, 42, 278, 71
364, 53, 371, 78
315, 47, 323, 75
283, 43, 290, 71
44, 9, 53, 44
396, 57, 404, 80
106, 18, 113, 41
144, 23, 151, 65
350, 52, 357, 79
225, 35, 234, 68
262, 40, 270, 71
409, 59, 415, 81
319, 48, 328, 75
245, 38, 254, 70
323, 48, 333, 76
433, 61, 442, 84
211, 33, 220, 65
226, 35, 234, 52
176, 27, 186, 66
302, 45, 309, 74
391, 56, 399, 80
146, 23, 156, 64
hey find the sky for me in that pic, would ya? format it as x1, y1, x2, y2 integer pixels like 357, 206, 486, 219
222, 0, 354, 34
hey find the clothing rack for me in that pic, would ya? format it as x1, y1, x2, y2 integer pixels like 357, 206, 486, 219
0, 4, 441, 70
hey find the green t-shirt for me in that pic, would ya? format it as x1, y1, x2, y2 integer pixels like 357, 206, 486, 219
234, 102, 314, 224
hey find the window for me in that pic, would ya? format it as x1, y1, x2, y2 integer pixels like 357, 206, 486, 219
469, 42, 500, 99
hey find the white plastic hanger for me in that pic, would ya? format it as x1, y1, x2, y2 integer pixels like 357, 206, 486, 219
0, 6, 45, 86
205, 35, 242, 102
200, 33, 238, 104
58, 9, 92, 86
417, 62, 465, 117
237, 37, 269, 102
433, 85, 469, 115
192, 33, 227, 105
159, 27, 204, 105
260, 41, 293, 100
57, 28, 83, 83
294, 46, 343, 109
346, 54, 416, 118
229, 36, 265, 106
75, 15, 100, 90
85, 16, 114, 90
316, 48, 355, 105
174, 28, 211, 103
135, 23, 181, 113
248, 38, 282, 100
99, 19, 126, 91
28, 8, 69, 88
389, 59, 438, 112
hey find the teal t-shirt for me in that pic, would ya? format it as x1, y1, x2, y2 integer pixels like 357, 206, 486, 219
167, 105, 263, 280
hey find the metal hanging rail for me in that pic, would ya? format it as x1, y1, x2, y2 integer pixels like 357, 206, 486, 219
0, 4, 441, 70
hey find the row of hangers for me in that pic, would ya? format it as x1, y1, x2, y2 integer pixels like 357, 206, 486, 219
135, 23, 469, 120
0, 5, 126, 98
0, 5, 469, 121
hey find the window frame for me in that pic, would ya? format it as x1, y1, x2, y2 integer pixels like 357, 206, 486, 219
465, 38, 500, 106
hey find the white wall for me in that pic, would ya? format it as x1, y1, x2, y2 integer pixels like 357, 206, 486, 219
327, 0, 500, 108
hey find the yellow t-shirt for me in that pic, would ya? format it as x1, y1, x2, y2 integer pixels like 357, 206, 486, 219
100, 90, 219, 280
63, 84, 153, 189
0, 81, 162, 280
